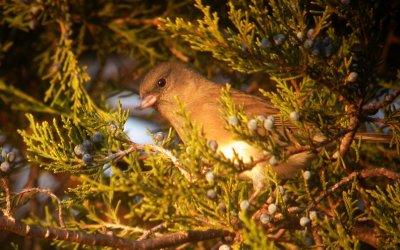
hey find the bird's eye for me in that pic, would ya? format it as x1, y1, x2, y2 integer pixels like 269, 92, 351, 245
157, 78, 166, 87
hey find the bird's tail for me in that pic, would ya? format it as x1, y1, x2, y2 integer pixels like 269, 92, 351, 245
354, 133, 393, 143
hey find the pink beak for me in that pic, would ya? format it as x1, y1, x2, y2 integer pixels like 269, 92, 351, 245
137, 94, 158, 110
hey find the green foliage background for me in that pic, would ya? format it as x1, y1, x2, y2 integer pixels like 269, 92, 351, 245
1, 0, 400, 249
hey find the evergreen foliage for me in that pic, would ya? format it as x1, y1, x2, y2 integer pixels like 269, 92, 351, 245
1, 0, 400, 249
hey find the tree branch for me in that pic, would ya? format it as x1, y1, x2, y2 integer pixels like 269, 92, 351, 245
362, 89, 400, 113
0, 216, 232, 249
0, 216, 133, 249
0, 177, 12, 218
132, 143, 195, 182
335, 116, 359, 158
138, 223, 166, 240
101, 142, 194, 182
308, 168, 400, 211
351, 224, 380, 248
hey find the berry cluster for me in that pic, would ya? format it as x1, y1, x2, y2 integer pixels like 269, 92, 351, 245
241, 33, 287, 55
259, 34, 287, 50
0, 149, 16, 173
227, 112, 301, 167
302, 29, 334, 58
154, 132, 164, 143
257, 186, 289, 225
74, 131, 105, 165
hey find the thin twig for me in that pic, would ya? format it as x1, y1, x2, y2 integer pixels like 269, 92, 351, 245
101, 142, 193, 182
286, 128, 352, 156
0, 177, 12, 218
133, 143, 194, 182
311, 225, 324, 250
80, 223, 145, 234
14, 188, 66, 228
102, 146, 137, 162
112, 17, 162, 26
362, 89, 400, 112
351, 224, 379, 248
307, 168, 400, 211
138, 222, 166, 240
333, 116, 359, 160
267, 228, 286, 240
169, 46, 190, 62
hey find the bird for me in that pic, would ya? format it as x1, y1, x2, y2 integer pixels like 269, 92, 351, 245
138, 62, 390, 189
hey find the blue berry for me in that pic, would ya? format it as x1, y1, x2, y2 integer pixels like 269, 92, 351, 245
92, 132, 104, 144
260, 213, 271, 224
264, 115, 275, 130
309, 211, 318, 221
7, 152, 16, 163
269, 155, 278, 166
103, 167, 113, 177
155, 132, 164, 142
1, 148, 9, 158
218, 202, 227, 212
240, 200, 250, 211
108, 123, 117, 132
323, 43, 333, 58
82, 153, 93, 164
261, 38, 271, 48
289, 111, 300, 121
74, 145, 84, 156
219, 244, 231, 250
273, 34, 286, 46
207, 189, 217, 199
303, 170, 311, 180
132, 195, 143, 204
81, 140, 93, 153
268, 203, 277, 214
205, 171, 216, 183
296, 31, 304, 41
241, 44, 249, 52
247, 119, 258, 131
228, 116, 239, 126
207, 140, 218, 151
307, 28, 314, 39
304, 39, 313, 49
300, 216, 311, 227
347, 72, 358, 82
0, 161, 10, 173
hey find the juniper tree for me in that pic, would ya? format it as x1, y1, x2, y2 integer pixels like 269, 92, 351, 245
1, 0, 400, 249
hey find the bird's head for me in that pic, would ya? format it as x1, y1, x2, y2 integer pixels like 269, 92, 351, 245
138, 62, 199, 110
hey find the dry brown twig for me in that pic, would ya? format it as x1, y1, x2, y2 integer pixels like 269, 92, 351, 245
308, 167, 400, 211
13, 188, 66, 228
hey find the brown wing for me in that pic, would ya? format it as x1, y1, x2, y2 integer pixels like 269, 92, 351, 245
230, 89, 279, 117
187, 84, 294, 145
230, 89, 295, 129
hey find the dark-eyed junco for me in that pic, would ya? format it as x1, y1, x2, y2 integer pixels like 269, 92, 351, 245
138, 62, 320, 187
138, 62, 389, 188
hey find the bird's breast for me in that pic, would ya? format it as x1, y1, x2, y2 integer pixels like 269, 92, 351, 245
218, 140, 262, 163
